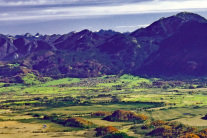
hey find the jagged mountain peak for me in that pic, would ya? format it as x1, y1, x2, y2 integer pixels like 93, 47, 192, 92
97, 29, 116, 33
79, 29, 91, 34
35, 33, 42, 38
24, 33, 33, 38
6, 35, 14, 39
96, 29, 120, 37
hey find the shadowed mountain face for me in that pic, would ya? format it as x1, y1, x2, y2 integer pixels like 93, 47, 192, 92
131, 12, 207, 38
54, 29, 101, 51
4, 37, 56, 61
54, 29, 119, 51
0, 35, 17, 59
138, 21, 207, 76
0, 12, 207, 78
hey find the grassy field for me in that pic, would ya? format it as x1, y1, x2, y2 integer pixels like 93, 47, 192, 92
0, 74, 206, 137
96, 74, 152, 87
123, 93, 207, 107
144, 106, 207, 121
0, 119, 87, 138
40, 78, 80, 86
30, 103, 157, 115
82, 117, 132, 127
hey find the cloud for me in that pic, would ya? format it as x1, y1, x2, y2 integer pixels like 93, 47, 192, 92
0, 0, 206, 21
116, 25, 149, 28
0, 0, 78, 6
0, 0, 148, 6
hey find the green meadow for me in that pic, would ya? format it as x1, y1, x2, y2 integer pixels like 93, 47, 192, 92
0, 74, 206, 137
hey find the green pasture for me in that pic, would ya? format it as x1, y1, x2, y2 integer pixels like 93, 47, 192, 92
82, 117, 132, 127
0, 75, 153, 95
96, 74, 152, 88
18, 118, 81, 132
40, 78, 80, 86
145, 106, 207, 124
123, 93, 207, 107
30, 103, 157, 115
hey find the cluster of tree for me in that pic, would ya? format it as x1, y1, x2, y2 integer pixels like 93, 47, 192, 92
141, 120, 207, 138
198, 129, 207, 138
148, 79, 207, 89
95, 126, 135, 138
49, 76, 118, 88
43, 114, 96, 128
138, 82, 152, 88
0, 63, 54, 84
104, 109, 148, 123
0, 96, 81, 110
97, 94, 112, 98
0, 94, 164, 113
95, 126, 118, 136
65, 117, 95, 128
152, 81, 185, 88
102, 132, 135, 138
91, 111, 112, 117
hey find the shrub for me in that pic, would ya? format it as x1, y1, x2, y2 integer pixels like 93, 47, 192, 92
150, 120, 167, 127
189, 85, 196, 89
65, 117, 95, 128
103, 132, 136, 138
148, 120, 199, 137
180, 133, 200, 138
43, 114, 58, 120
141, 123, 155, 129
167, 121, 189, 130
27, 113, 41, 118
185, 127, 198, 133
104, 110, 148, 122
198, 128, 207, 138
148, 125, 173, 137
134, 114, 148, 122
32, 113, 41, 118
42, 115, 95, 129
95, 126, 118, 136
91, 111, 112, 117
22, 73, 42, 85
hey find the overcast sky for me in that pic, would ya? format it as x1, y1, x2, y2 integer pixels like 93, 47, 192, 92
0, 0, 207, 35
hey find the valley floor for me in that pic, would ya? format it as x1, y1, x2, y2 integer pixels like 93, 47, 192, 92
0, 74, 206, 137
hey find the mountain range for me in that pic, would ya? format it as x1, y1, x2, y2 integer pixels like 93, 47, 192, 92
0, 12, 207, 80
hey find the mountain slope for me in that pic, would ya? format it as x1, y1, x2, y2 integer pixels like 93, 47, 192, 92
54, 29, 107, 51
138, 21, 207, 76
0, 12, 207, 78
0, 34, 17, 59
131, 12, 207, 38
